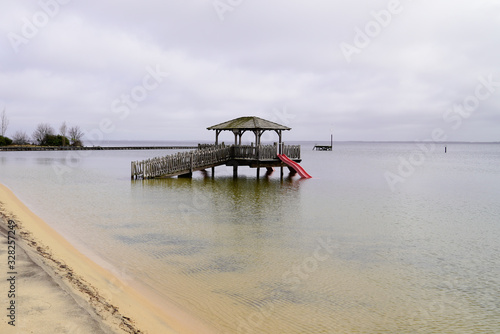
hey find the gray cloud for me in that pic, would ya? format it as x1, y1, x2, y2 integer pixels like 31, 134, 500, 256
1, 0, 499, 142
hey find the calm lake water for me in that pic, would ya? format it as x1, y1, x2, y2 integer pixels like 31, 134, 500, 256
1, 142, 499, 333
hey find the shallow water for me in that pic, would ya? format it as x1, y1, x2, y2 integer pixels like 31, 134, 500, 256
1, 142, 499, 333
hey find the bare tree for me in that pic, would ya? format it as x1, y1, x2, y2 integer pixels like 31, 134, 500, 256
1, 108, 9, 137
32, 123, 55, 145
60, 121, 68, 146
68, 125, 84, 146
12, 130, 30, 145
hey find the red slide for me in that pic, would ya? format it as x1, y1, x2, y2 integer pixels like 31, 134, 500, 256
278, 154, 312, 179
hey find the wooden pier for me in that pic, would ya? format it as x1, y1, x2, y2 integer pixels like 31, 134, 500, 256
312, 145, 332, 151
131, 143, 301, 179
0, 145, 197, 151
131, 116, 311, 179
313, 134, 333, 151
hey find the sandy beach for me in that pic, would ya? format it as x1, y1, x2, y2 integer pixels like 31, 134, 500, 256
0, 222, 109, 333
0, 183, 217, 334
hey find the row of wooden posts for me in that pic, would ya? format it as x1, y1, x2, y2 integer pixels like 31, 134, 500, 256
131, 143, 301, 179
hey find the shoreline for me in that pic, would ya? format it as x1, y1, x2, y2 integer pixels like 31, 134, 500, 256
0, 222, 111, 333
0, 182, 218, 334
0, 145, 198, 151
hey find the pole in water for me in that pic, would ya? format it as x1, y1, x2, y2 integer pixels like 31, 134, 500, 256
445, 146, 447, 153
330, 128, 334, 150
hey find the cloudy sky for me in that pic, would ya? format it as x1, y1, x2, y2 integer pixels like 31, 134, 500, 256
1, 0, 499, 143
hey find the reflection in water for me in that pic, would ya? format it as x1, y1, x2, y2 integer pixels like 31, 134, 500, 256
126, 176, 313, 332
129, 176, 303, 236
123, 164, 500, 333
0, 152, 80, 167
1, 145, 499, 333
35, 157, 63, 165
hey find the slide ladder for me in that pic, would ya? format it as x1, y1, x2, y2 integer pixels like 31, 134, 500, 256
277, 154, 312, 179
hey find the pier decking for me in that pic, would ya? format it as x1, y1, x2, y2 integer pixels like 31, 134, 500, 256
313, 134, 333, 151
131, 143, 301, 179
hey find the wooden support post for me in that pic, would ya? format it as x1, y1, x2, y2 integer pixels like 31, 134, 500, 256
280, 141, 284, 179
213, 133, 220, 179
190, 151, 194, 173
257, 167, 260, 178
215, 130, 220, 145
233, 163, 238, 178
278, 131, 282, 154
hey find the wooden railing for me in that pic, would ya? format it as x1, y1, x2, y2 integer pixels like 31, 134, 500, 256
131, 143, 301, 179
193, 145, 232, 169
283, 145, 301, 159
232, 144, 300, 160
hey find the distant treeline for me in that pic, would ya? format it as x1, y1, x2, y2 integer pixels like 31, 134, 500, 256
0, 116, 85, 147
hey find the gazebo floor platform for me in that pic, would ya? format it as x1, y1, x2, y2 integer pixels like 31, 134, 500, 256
225, 158, 302, 168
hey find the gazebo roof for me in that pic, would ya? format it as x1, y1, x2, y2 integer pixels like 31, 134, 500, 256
207, 116, 291, 131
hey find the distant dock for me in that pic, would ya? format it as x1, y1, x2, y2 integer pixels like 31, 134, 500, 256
313, 134, 333, 151
312, 145, 332, 151
0, 146, 197, 151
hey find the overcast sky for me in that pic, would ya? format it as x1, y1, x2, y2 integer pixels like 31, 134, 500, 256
1, 0, 499, 143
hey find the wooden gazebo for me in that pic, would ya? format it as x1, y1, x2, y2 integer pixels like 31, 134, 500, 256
207, 116, 291, 147
207, 116, 293, 177
131, 116, 305, 179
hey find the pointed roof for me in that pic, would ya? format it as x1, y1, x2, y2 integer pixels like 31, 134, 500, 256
207, 116, 291, 131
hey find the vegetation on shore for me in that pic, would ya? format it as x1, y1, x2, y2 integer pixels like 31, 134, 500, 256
0, 109, 84, 147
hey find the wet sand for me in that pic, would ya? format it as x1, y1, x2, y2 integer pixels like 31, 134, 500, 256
0, 183, 217, 334
0, 222, 109, 333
